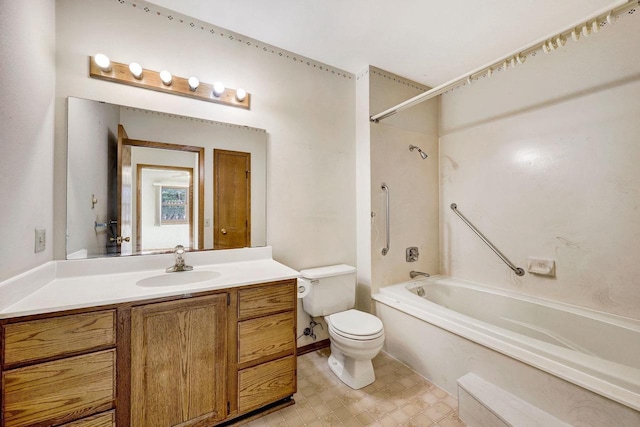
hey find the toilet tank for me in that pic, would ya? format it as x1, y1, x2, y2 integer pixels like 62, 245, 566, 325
300, 264, 357, 317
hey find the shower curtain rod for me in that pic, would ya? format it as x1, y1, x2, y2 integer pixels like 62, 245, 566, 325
370, 0, 636, 123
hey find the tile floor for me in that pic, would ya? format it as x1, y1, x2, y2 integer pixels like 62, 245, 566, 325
234, 349, 466, 427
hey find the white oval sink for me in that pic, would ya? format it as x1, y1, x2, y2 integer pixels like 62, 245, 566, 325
137, 271, 220, 287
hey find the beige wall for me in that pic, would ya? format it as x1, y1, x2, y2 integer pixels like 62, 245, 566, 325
440, 13, 640, 319
0, 1, 56, 281
54, 0, 356, 274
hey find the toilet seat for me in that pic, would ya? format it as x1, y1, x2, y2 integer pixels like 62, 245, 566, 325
327, 309, 384, 341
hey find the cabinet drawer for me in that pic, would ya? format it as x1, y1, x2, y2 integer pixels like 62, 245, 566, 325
238, 355, 296, 413
59, 410, 115, 427
238, 281, 295, 319
2, 349, 116, 427
3, 310, 116, 366
238, 311, 295, 366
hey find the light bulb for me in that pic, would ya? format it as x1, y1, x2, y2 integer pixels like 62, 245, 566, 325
94, 54, 111, 72
188, 77, 199, 91
129, 62, 143, 79
160, 70, 172, 86
235, 88, 247, 102
213, 82, 225, 97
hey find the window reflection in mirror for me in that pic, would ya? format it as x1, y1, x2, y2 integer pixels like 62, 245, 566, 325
66, 97, 266, 259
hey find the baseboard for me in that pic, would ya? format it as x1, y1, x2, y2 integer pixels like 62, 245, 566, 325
297, 339, 330, 356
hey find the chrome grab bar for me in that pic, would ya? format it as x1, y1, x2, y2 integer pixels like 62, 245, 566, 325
382, 183, 390, 256
450, 203, 525, 276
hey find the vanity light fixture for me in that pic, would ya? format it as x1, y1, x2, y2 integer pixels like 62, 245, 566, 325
188, 77, 200, 91
213, 82, 225, 97
129, 62, 143, 79
235, 88, 247, 102
88, 56, 250, 109
94, 53, 111, 72
159, 70, 173, 86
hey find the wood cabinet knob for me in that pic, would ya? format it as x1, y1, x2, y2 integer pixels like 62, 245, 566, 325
221, 228, 227, 235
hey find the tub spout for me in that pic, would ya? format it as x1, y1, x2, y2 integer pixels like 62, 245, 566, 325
410, 271, 430, 279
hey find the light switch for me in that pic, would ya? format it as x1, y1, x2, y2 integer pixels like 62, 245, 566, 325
35, 228, 46, 253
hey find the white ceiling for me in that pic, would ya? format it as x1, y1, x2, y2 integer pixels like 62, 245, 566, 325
147, 0, 616, 87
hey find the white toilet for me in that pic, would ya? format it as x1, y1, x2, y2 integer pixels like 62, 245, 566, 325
299, 264, 385, 389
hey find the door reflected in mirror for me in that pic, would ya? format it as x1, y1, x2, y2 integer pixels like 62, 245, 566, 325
67, 97, 266, 259
138, 165, 194, 253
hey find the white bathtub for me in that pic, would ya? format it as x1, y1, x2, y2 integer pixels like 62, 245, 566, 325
372, 275, 640, 425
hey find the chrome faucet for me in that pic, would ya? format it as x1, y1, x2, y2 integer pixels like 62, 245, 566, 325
166, 245, 193, 272
410, 271, 430, 279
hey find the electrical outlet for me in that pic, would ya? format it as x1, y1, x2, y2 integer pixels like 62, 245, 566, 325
35, 228, 46, 253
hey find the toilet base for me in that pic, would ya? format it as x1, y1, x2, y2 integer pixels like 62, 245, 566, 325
327, 349, 376, 390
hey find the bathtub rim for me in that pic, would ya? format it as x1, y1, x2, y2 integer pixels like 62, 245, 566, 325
372, 275, 640, 412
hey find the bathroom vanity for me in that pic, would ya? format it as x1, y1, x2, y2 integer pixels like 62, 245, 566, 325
0, 248, 298, 427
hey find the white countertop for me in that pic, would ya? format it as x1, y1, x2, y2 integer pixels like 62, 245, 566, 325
0, 247, 300, 319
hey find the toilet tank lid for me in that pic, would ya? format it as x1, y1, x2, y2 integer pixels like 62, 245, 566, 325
299, 264, 356, 279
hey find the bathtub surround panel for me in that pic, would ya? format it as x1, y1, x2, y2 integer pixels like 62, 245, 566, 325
439, 11, 640, 319
371, 124, 439, 289
0, 1, 56, 282
369, 67, 440, 293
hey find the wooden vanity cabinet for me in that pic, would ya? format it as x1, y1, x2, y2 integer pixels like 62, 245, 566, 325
0, 278, 297, 427
125, 279, 297, 426
236, 281, 297, 414
1, 310, 117, 427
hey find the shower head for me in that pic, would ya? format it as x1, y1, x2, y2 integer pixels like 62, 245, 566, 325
409, 144, 428, 160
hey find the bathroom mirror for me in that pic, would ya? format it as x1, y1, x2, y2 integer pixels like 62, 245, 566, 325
66, 97, 267, 259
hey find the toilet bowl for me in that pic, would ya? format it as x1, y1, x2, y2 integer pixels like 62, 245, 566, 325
299, 264, 385, 389
325, 309, 385, 389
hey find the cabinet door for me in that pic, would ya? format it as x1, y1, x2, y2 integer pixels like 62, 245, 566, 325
130, 294, 227, 427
